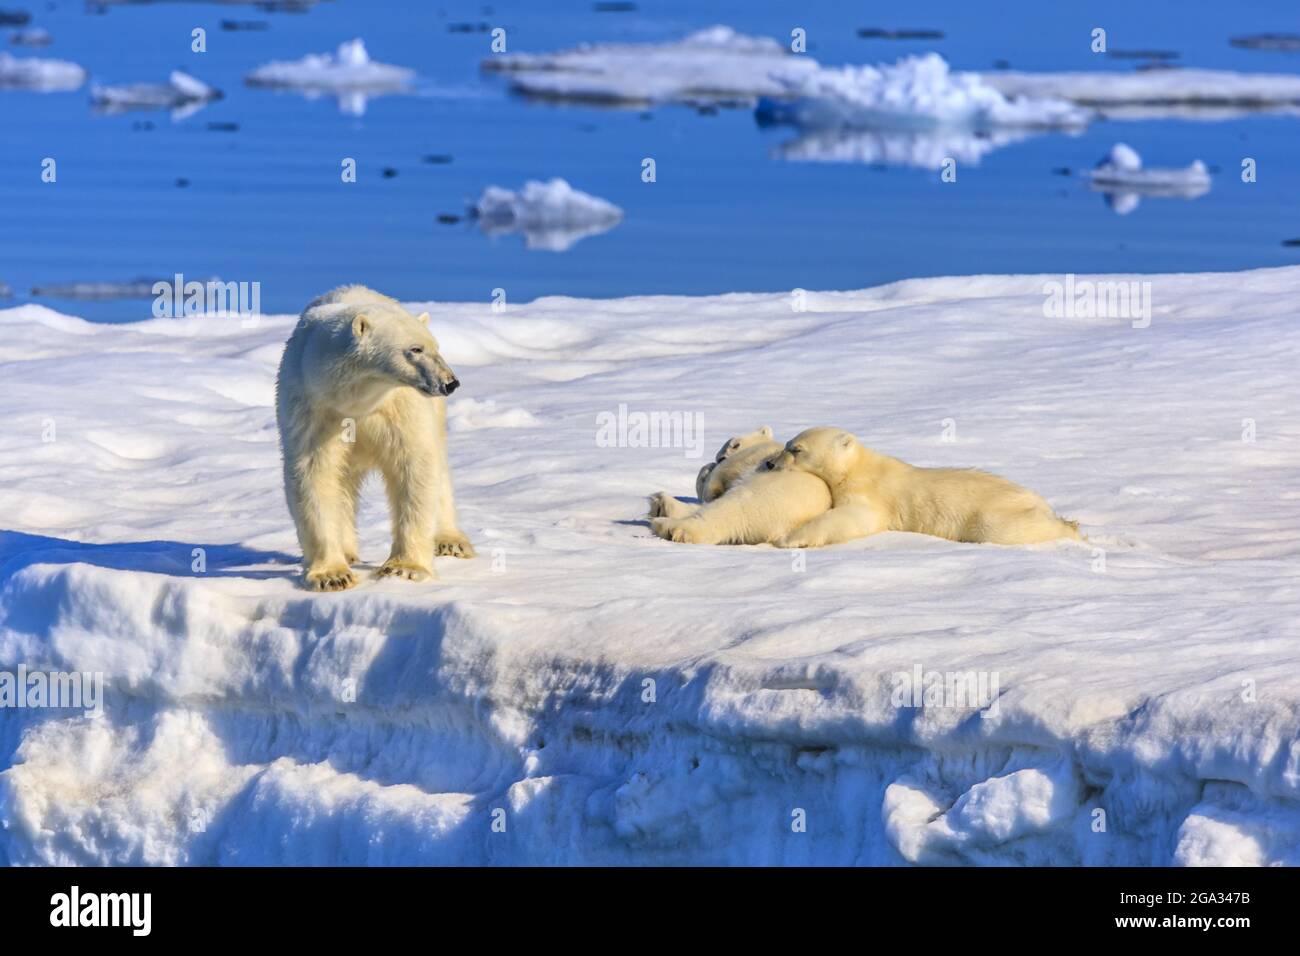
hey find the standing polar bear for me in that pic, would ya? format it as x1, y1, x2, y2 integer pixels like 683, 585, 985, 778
276, 286, 474, 591
768, 427, 1081, 548
648, 426, 832, 545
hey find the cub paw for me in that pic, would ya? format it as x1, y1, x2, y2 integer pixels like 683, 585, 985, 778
652, 517, 707, 544
376, 558, 434, 582
435, 533, 476, 559
305, 564, 357, 592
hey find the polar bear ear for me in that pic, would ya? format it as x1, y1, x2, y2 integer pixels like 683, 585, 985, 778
838, 432, 856, 450
352, 313, 370, 338
758, 426, 773, 439
415, 312, 430, 326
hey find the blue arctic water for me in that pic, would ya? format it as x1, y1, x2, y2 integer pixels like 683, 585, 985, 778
1, 0, 1298, 321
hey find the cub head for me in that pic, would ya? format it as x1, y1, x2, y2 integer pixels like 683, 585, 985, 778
767, 427, 859, 482
350, 306, 459, 397
714, 425, 774, 462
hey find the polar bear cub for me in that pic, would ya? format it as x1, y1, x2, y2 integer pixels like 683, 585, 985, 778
768, 427, 1081, 549
648, 426, 832, 546
276, 285, 475, 591
649, 426, 781, 520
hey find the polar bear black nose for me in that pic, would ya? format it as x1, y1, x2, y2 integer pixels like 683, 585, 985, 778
444, 378, 460, 395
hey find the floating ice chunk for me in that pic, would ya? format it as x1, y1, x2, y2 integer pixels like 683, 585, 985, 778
0, 50, 85, 91
985, 67, 1300, 114
760, 54, 1091, 132
1083, 143, 1210, 214
247, 37, 414, 90
91, 70, 221, 117
471, 178, 624, 252
246, 39, 414, 115
483, 25, 819, 105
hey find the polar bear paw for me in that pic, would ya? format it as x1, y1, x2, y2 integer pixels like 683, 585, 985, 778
651, 516, 710, 544
376, 558, 434, 582
435, 532, 476, 559
648, 492, 695, 520
305, 564, 358, 591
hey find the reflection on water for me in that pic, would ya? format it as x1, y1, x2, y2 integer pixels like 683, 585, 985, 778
2, 0, 1299, 321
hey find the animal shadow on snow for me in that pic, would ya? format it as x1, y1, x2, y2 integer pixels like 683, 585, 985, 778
0, 530, 298, 582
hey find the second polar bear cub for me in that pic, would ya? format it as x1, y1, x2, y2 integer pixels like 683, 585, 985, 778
276, 285, 475, 591
649, 426, 832, 545
769, 427, 1080, 549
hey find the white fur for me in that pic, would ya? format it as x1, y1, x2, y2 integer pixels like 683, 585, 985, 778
275, 285, 474, 590
648, 426, 833, 546
770, 427, 1081, 548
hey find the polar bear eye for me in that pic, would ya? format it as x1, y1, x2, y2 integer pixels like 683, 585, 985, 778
409, 346, 424, 355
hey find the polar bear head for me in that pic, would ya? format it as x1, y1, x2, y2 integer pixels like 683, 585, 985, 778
713, 425, 774, 463
348, 305, 459, 398
768, 427, 859, 482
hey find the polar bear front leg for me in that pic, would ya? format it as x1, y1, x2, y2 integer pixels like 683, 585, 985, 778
290, 440, 358, 591
427, 397, 475, 559
775, 503, 886, 549
377, 448, 437, 582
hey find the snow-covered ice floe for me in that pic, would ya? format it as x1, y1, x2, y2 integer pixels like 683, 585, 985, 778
471, 178, 623, 252
1083, 143, 1211, 215
488, 24, 1300, 121
246, 38, 414, 116
0, 50, 86, 91
90, 71, 221, 119
757, 53, 1087, 168
483, 25, 819, 105
984, 67, 1300, 118
2, 267, 1300, 865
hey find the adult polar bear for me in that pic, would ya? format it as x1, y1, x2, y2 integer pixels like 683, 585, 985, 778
276, 286, 474, 590
768, 427, 1080, 548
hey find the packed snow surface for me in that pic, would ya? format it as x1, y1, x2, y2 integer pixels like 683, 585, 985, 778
1, 267, 1299, 865
472, 178, 624, 252
0, 51, 85, 91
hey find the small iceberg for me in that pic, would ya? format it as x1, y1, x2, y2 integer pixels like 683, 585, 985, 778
759, 55, 1091, 133
245, 39, 414, 116
471, 178, 624, 252
91, 71, 221, 119
1083, 143, 1210, 214
0, 50, 85, 91
483, 25, 818, 106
